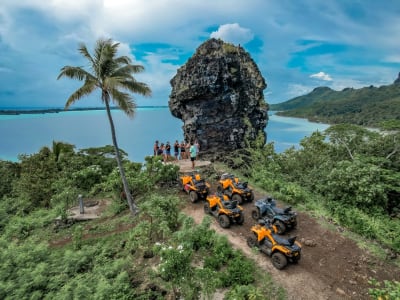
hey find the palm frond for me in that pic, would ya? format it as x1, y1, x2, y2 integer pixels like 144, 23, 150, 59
113, 65, 144, 78
64, 80, 97, 109
109, 88, 136, 117
114, 56, 133, 66
120, 80, 152, 97
78, 43, 95, 67
57, 66, 92, 81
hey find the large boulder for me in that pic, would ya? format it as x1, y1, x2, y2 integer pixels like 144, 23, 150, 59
168, 38, 268, 159
394, 72, 400, 85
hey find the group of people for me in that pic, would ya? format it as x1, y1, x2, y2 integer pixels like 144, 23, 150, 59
153, 139, 200, 168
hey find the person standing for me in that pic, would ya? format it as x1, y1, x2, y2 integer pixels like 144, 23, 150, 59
180, 141, 186, 159
158, 143, 165, 157
165, 141, 171, 162
173, 140, 180, 161
189, 141, 196, 169
185, 141, 191, 160
153, 140, 159, 156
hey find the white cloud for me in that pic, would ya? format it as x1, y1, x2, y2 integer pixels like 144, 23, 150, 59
210, 23, 254, 45
310, 72, 332, 81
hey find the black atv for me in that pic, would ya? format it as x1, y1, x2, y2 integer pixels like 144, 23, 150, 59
251, 197, 297, 234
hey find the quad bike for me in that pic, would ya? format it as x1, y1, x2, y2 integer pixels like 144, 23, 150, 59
216, 173, 254, 204
247, 219, 301, 269
204, 193, 244, 228
179, 172, 210, 203
251, 197, 297, 234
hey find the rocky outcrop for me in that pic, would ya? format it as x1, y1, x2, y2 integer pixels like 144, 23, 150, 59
168, 38, 268, 159
394, 72, 400, 84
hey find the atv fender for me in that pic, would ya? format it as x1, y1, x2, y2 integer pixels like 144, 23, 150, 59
274, 215, 290, 223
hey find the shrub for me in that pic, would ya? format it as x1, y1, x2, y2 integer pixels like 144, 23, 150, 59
369, 279, 400, 300
219, 251, 255, 287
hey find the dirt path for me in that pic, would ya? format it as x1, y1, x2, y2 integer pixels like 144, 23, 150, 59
181, 193, 400, 300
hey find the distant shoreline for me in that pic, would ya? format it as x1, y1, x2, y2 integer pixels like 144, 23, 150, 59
0, 106, 168, 115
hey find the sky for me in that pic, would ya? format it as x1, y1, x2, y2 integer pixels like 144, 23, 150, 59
1, 0, 400, 108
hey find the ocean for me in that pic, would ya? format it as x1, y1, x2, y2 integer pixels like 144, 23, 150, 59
0, 107, 329, 162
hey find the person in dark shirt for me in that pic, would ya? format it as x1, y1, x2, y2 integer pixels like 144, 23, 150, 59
165, 141, 171, 161
153, 140, 159, 156
174, 140, 180, 161
180, 140, 186, 159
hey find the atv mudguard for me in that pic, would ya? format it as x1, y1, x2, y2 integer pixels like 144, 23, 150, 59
273, 214, 291, 223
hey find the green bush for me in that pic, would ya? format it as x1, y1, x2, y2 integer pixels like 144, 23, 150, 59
174, 215, 214, 250
225, 285, 265, 300
219, 251, 255, 287
369, 279, 400, 300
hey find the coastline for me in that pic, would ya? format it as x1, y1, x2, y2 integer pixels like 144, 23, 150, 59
0, 106, 169, 115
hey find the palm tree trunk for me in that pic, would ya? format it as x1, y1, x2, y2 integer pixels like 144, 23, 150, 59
104, 98, 138, 215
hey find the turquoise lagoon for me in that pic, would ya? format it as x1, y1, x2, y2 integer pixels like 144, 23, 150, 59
0, 108, 329, 162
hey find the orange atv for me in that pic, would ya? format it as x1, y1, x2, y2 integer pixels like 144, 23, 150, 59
247, 219, 301, 269
179, 172, 210, 203
216, 173, 254, 204
204, 193, 244, 228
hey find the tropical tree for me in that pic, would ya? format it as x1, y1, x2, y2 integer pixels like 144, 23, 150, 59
57, 38, 151, 215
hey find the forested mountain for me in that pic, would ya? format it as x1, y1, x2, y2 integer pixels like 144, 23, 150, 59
270, 73, 400, 128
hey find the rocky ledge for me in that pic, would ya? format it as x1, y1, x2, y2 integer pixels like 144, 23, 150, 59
169, 38, 268, 159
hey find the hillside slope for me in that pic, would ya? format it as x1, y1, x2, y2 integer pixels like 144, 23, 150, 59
270, 74, 400, 127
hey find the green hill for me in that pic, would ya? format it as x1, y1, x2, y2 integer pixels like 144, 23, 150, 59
270, 75, 400, 128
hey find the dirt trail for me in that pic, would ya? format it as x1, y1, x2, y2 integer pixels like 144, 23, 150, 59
181, 194, 399, 300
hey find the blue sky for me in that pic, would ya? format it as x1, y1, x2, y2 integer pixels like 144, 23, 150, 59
0, 0, 399, 108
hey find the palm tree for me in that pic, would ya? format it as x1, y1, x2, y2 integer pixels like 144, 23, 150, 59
57, 38, 151, 215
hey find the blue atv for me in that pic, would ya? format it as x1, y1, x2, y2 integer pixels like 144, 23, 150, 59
251, 197, 297, 234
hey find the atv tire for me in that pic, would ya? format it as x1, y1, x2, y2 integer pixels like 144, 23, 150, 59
236, 212, 244, 225
249, 191, 255, 201
204, 202, 211, 214
271, 252, 288, 270
251, 208, 261, 220
189, 191, 198, 203
274, 220, 286, 234
218, 214, 231, 228
247, 235, 258, 248
232, 193, 243, 204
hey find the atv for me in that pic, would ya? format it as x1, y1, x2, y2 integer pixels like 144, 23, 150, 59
247, 219, 301, 269
216, 173, 254, 204
251, 197, 297, 234
179, 172, 210, 203
204, 193, 245, 228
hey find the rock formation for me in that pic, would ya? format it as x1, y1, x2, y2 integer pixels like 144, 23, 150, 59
394, 72, 400, 85
168, 38, 268, 159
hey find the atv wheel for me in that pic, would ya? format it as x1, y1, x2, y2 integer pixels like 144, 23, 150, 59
218, 214, 231, 228
178, 179, 185, 191
232, 193, 243, 204
249, 191, 255, 201
271, 252, 288, 270
236, 212, 244, 225
189, 191, 198, 203
251, 208, 260, 220
247, 235, 258, 248
274, 220, 286, 234
204, 203, 211, 214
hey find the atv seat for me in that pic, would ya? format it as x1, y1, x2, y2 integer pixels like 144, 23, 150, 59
272, 206, 292, 215
272, 234, 296, 246
223, 200, 238, 209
